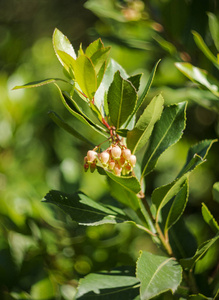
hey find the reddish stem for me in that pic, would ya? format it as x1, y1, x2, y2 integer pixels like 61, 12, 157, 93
102, 117, 111, 130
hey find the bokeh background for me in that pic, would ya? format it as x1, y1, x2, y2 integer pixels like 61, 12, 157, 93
1, 0, 219, 299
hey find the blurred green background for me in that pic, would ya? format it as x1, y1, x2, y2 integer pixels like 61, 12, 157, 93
1, 0, 219, 299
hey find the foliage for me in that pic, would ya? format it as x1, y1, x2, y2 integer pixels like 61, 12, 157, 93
13, 25, 219, 299
1, 1, 219, 300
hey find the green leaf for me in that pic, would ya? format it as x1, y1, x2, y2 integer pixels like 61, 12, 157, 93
43, 190, 129, 226
127, 94, 164, 154
74, 55, 97, 100
164, 180, 189, 234
180, 232, 219, 270
152, 174, 189, 223
208, 12, 219, 51
104, 170, 141, 194
76, 267, 140, 299
63, 90, 106, 132
96, 61, 107, 89
141, 102, 187, 178
90, 47, 111, 75
127, 74, 142, 92
136, 251, 182, 300
48, 111, 93, 145
192, 30, 219, 68
108, 178, 140, 211
116, 128, 129, 137
56, 50, 76, 77
85, 38, 104, 57
53, 28, 77, 73
201, 203, 219, 233
107, 71, 137, 128
53, 84, 108, 143
152, 139, 216, 224
213, 182, 219, 203
12, 78, 68, 90
169, 218, 197, 260
94, 59, 129, 109
177, 139, 217, 177
126, 60, 160, 127
188, 293, 213, 300
175, 62, 219, 97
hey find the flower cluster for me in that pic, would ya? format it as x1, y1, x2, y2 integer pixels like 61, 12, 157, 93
84, 144, 136, 176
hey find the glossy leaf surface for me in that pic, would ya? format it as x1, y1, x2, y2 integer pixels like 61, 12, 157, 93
201, 203, 219, 233
141, 102, 186, 178
126, 60, 160, 127
44, 190, 129, 226
73, 55, 97, 99
107, 71, 137, 128
164, 180, 189, 233
76, 267, 140, 299
136, 251, 182, 300
180, 233, 219, 270
53, 28, 76, 72
127, 94, 164, 154
12, 78, 68, 90
175, 62, 219, 97
105, 170, 141, 194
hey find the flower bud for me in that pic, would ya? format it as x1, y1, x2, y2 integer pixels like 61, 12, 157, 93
111, 146, 121, 159
87, 150, 97, 163
119, 156, 126, 167
108, 160, 115, 170
84, 162, 89, 172
122, 148, 131, 160
129, 154, 136, 167
114, 165, 122, 176
90, 162, 96, 173
100, 151, 110, 164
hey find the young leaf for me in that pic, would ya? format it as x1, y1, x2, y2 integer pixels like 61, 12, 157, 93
201, 203, 219, 233
54, 83, 107, 137
141, 102, 187, 178
107, 71, 137, 128
213, 182, 219, 203
127, 94, 164, 154
192, 30, 219, 68
56, 50, 76, 77
85, 38, 104, 57
53, 84, 108, 146
73, 55, 97, 100
12, 78, 68, 90
136, 251, 182, 300
53, 28, 77, 71
90, 47, 111, 75
164, 180, 189, 234
180, 232, 219, 270
76, 267, 140, 299
48, 111, 93, 145
63, 91, 106, 132
175, 62, 219, 97
43, 190, 129, 226
125, 60, 160, 127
